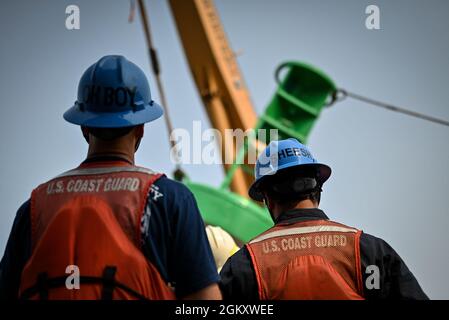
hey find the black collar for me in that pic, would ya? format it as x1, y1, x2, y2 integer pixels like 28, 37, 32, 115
275, 208, 329, 225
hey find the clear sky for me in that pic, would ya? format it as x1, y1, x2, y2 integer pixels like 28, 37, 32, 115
1, 0, 448, 298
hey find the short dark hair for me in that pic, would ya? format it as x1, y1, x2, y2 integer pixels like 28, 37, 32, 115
82, 126, 135, 141
266, 186, 321, 205
261, 167, 322, 205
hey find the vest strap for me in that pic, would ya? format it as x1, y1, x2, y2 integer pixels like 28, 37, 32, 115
37, 272, 49, 300
101, 266, 117, 300
20, 267, 150, 301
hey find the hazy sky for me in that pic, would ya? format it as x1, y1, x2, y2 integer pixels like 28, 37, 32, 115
1, 0, 448, 298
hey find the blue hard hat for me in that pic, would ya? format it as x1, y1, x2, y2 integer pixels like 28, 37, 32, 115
248, 138, 331, 201
63, 55, 163, 128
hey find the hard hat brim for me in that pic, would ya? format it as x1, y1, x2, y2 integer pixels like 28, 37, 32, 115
63, 101, 164, 128
248, 162, 331, 202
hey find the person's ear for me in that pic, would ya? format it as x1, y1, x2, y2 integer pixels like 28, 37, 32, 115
263, 193, 277, 222
134, 125, 144, 152
263, 193, 273, 210
81, 126, 90, 143
135, 125, 144, 140
316, 190, 321, 206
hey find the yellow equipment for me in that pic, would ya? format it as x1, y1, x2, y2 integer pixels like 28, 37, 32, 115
205, 225, 240, 272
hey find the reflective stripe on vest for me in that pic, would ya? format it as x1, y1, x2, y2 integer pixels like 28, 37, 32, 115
30, 165, 159, 248
19, 163, 175, 300
55, 166, 156, 178
246, 219, 364, 300
249, 225, 358, 244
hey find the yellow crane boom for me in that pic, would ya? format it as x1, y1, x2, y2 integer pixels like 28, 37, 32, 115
168, 0, 258, 197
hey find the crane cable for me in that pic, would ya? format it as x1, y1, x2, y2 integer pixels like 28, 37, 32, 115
132, 0, 185, 180
327, 89, 449, 127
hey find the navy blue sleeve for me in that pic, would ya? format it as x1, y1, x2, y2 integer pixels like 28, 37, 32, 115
0, 200, 32, 300
220, 246, 259, 301
360, 233, 428, 300
141, 176, 220, 298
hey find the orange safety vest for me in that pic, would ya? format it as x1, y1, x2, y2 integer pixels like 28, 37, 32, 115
246, 219, 364, 300
19, 162, 175, 300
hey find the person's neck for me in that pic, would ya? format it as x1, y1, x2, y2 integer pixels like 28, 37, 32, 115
293, 199, 317, 210
273, 199, 318, 221
87, 145, 135, 165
